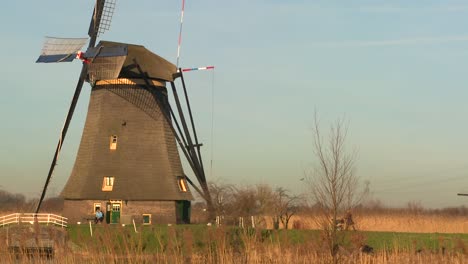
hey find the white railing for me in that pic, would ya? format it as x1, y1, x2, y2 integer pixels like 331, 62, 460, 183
0, 213, 67, 228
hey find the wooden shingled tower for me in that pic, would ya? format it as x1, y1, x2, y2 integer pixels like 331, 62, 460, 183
61, 41, 194, 224
34, 1, 213, 225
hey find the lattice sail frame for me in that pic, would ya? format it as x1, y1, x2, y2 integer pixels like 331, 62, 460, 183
97, 0, 116, 36
39, 37, 88, 55
36, 37, 88, 63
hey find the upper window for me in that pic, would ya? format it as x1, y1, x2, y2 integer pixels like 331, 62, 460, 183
177, 177, 188, 192
110, 135, 118, 150
102, 176, 115, 191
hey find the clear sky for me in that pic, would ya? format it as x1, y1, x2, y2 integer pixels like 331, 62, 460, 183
1, 0, 468, 208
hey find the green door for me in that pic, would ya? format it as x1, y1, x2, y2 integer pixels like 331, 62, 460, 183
111, 203, 121, 224
176, 200, 191, 224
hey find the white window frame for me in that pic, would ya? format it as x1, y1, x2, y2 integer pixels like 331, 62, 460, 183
93, 203, 102, 213
142, 214, 152, 225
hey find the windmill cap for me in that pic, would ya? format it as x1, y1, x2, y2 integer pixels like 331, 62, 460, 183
98, 40, 177, 82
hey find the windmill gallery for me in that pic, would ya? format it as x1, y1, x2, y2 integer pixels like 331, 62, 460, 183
34, 0, 214, 225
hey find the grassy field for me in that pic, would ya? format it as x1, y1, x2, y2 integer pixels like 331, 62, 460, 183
67, 224, 468, 252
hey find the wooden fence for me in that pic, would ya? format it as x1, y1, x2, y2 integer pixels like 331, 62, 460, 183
0, 213, 67, 228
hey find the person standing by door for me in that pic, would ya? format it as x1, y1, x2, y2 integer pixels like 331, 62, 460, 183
95, 208, 104, 224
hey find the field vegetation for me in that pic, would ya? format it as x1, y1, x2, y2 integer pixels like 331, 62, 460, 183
1, 223, 467, 263
2, 185, 468, 263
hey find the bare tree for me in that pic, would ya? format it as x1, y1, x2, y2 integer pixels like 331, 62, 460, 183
209, 181, 235, 217
273, 188, 301, 230
254, 184, 275, 228
232, 186, 258, 217
308, 113, 368, 262
254, 185, 301, 229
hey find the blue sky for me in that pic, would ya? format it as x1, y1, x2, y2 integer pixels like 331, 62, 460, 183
2, 0, 468, 208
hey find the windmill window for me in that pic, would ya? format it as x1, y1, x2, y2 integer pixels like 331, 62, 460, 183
143, 214, 151, 225
112, 203, 121, 212
177, 177, 188, 192
94, 203, 101, 213
110, 135, 118, 150
102, 176, 115, 191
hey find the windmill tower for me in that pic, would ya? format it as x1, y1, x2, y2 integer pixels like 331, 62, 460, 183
35, 1, 213, 224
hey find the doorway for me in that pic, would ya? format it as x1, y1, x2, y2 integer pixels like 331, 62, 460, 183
176, 200, 191, 224
106, 201, 122, 224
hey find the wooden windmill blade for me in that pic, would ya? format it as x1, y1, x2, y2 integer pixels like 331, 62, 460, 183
89, 0, 116, 40
35, 0, 116, 64
35, 0, 117, 214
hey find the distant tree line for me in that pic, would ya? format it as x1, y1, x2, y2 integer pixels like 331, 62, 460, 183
0, 189, 63, 213
352, 199, 468, 216
191, 182, 468, 229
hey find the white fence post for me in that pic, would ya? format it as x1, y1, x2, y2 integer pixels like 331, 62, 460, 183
89, 221, 93, 237
239, 217, 244, 228
133, 219, 138, 233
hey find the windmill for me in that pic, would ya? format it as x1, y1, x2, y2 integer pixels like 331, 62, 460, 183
35, 0, 213, 224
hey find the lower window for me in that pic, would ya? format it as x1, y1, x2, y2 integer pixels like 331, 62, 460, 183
143, 214, 151, 225
94, 203, 101, 213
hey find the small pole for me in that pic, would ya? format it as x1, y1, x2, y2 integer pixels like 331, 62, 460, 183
89, 221, 93, 237
239, 217, 244, 228
251, 216, 255, 229
176, 0, 186, 68
133, 219, 138, 233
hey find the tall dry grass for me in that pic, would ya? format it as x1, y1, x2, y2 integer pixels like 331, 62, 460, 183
289, 213, 468, 233
0, 224, 467, 264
